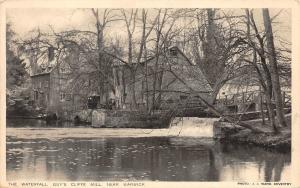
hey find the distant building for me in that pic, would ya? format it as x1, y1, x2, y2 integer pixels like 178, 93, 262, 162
216, 79, 291, 114
30, 47, 88, 118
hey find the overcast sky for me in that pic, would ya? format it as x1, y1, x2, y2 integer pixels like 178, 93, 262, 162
7, 9, 99, 37
6, 8, 291, 43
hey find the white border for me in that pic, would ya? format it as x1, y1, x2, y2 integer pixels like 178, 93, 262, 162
1, 1, 299, 188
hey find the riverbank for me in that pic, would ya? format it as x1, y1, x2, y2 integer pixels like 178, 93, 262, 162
213, 114, 291, 152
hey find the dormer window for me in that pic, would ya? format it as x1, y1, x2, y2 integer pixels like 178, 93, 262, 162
170, 48, 178, 57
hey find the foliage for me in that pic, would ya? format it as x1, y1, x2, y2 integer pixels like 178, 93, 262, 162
6, 23, 28, 89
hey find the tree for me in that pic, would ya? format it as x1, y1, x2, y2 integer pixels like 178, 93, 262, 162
116, 8, 158, 110
241, 9, 290, 132
150, 9, 179, 111
6, 23, 28, 89
244, 9, 279, 133
91, 9, 120, 103
19, 9, 120, 109
262, 8, 287, 127
183, 9, 248, 103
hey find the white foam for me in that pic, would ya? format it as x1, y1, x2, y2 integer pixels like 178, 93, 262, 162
6, 118, 218, 140
168, 117, 219, 137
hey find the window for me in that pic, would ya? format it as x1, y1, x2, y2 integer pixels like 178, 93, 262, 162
166, 98, 174, 103
65, 94, 72, 101
180, 95, 188, 100
60, 93, 72, 101
44, 81, 49, 88
60, 92, 66, 101
34, 91, 39, 100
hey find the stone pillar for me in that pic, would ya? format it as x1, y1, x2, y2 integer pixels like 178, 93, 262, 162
92, 109, 106, 127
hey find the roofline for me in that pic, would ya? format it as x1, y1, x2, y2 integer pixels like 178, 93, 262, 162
112, 46, 192, 67
30, 64, 59, 77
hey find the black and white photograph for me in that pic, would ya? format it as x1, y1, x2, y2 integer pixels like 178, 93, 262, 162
1, 0, 299, 187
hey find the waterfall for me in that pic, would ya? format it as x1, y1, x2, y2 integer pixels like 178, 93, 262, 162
168, 117, 219, 137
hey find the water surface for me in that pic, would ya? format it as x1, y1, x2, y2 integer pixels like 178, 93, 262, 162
6, 118, 291, 182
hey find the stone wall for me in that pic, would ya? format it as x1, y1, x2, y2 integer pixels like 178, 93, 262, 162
91, 109, 170, 128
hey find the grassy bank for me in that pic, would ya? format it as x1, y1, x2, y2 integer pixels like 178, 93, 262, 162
221, 129, 291, 152
214, 114, 291, 152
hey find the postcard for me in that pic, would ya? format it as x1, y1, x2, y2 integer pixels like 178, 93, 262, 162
1, 0, 299, 187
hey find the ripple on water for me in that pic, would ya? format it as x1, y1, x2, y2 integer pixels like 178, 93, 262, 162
6, 134, 292, 182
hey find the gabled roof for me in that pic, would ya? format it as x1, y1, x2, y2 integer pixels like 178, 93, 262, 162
30, 65, 56, 77
112, 46, 194, 67
160, 46, 212, 93
114, 46, 212, 92
30, 57, 58, 77
167, 65, 213, 93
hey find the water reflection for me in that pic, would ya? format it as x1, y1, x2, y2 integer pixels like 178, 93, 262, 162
6, 118, 81, 128
6, 136, 291, 181
216, 142, 290, 182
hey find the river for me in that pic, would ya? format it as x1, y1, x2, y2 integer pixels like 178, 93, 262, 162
6, 118, 291, 182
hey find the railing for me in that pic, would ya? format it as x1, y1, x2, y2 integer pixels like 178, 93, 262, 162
163, 94, 204, 121
216, 90, 260, 106
67, 90, 290, 120
216, 90, 291, 107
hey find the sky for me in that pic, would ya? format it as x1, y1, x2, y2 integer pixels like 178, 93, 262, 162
7, 9, 98, 38
6, 8, 291, 43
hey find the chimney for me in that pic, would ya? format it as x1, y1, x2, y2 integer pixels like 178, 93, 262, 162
30, 55, 38, 75
48, 47, 54, 62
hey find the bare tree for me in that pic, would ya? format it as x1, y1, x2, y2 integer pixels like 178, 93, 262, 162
183, 9, 249, 103
262, 8, 287, 127
240, 9, 290, 132
118, 8, 157, 109
91, 9, 121, 103
243, 9, 279, 132
151, 9, 176, 111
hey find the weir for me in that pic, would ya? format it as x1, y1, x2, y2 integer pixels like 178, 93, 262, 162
87, 93, 218, 129
7, 118, 219, 139
168, 117, 219, 137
